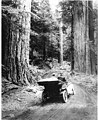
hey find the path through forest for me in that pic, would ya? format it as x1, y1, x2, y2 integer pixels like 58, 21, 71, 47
2, 82, 97, 120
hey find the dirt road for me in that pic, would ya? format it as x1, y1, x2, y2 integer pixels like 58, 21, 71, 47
8, 83, 97, 120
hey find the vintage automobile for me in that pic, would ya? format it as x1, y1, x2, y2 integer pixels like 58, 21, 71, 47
37, 76, 69, 103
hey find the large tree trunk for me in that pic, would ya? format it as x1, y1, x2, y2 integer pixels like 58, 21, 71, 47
73, 1, 96, 74
85, 1, 91, 74
2, 0, 34, 85
73, 1, 86, 73
2, 16, 10, 67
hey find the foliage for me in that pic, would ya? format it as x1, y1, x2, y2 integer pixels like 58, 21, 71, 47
30, 0, 60, 63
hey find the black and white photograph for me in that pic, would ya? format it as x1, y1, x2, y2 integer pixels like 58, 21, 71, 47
1, 0, 98, 120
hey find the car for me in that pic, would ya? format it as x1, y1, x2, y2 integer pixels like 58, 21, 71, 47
37, 76, 71, 103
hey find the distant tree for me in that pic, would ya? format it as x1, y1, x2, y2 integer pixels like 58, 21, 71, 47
59, 1, 74, 67
59, 20, 64, 65
30, 0, 59, 62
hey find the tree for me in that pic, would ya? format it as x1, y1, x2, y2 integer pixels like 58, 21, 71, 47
30, 0, 51, 61
95, 3, 98, 74
58, 1, 75, 66
55, 8, 64, 65
59, 20, 64, 65
73, 1, 96, 74
88, 1, 96, 74
59, 0, 97, 74
30, 0, 60, 63
2, 0, 34, 85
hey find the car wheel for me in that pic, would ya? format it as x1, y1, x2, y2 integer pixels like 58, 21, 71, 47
42, 91, 47, 102
62, 90, 68, 103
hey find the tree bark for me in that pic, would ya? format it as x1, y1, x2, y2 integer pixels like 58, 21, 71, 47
85, 1, 91, 74
88, 1, 96, 74
2, 0, 34, 85
73, 1, 96, 74
59, 20, 63, 65
71, 14, 74, 71
96, 5, 98, 74
74, 1, 86, 73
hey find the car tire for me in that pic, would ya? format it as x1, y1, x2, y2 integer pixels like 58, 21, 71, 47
62, 90, 68, 103
42, 91, 47, 102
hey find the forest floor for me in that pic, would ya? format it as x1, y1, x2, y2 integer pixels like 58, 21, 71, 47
2, 61, 98, 120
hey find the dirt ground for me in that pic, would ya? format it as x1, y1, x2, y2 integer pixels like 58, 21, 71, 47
2, 64, 98, 120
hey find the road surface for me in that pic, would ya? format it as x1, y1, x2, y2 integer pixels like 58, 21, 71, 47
9, 84, 97, 120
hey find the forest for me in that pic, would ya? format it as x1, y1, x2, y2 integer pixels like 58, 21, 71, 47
1, 0, 98, 120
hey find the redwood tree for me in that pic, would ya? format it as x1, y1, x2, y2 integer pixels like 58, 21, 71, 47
2, 0, 33, 85
73, 1, 96, 74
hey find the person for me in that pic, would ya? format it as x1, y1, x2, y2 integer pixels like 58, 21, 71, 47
58, 73, 66, 82
58, 73, 75, 95
66, 82, 75, 95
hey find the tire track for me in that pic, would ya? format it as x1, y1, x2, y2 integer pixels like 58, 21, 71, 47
9, 83, 97, 120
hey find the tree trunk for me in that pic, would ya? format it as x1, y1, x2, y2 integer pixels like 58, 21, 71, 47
96, 6, 98, 74
73, 1, 96, 74
4, 0, 34, 85
71, 14, 74, 71
58, 37, 60, 63
74, 1, 86, 73
43, 35, 46, 61
85, 1, 91, 74
88, 1, 96, 74
59, 20, 63, 65
2, 16, 10, 67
